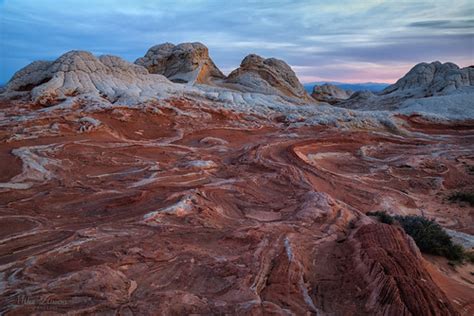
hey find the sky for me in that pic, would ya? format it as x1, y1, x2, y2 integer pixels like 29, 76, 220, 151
0, 0, 473, 84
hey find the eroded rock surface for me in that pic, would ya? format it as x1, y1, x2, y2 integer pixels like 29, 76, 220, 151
135, 42, 225, 84
311, 83, 353, 104
225, 54, 310, 100
382, 61, 474, 96
1, 50, 178, 106
338, 62, 474, 112
314, 223, 459, 315
0, 50, 473, 315
0, 95, 472, 314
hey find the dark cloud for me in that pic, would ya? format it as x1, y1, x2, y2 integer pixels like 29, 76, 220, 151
1, 0, 473, 84
317, 34, 474, 63
408, 19, 474, 29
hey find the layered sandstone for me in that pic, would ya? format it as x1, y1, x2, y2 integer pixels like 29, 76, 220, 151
135, 42, 225, 84
225, 54, 310, 100
2, 50, 176, 105
312, 223, 459, 315
0, 48, 473, 315
0, 94, 473, 314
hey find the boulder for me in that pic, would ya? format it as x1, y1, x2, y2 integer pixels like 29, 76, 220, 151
311, 83, 353, 104
225, 54, 310, 100
382, 61, 474, 96
135, 42, 224, 84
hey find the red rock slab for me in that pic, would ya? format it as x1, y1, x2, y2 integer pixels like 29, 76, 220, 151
0, 99, 472, 314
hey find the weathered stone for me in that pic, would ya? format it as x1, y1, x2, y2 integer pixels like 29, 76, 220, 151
225, 54, 310, 100
311, 83, 353, 104
135, 42, 224, 84
2, 50, 175, 105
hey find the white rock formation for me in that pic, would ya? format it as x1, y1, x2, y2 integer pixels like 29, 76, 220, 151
224, 54, 311, 100
311, 84, 353, 104
2, 50, 178, 105
1, 49, 472, 124
382, 61, 474, 96
337, 61, 474, 111
135, 42, 224, 84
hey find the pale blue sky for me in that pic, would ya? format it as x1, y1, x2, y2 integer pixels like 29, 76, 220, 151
1, 0, 473, 83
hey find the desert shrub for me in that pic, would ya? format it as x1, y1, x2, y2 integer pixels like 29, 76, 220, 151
465, 251, 474, 264
448, 192, 474, 207
466, 165, 474, 175
366, 211, 394, 224
366, 212, 470, 262
394, 215, 465, 261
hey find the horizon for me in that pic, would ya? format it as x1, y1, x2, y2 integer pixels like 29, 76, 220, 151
1, 0, 473, 84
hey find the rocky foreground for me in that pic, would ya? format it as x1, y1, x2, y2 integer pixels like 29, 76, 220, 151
0, 43, 473, 315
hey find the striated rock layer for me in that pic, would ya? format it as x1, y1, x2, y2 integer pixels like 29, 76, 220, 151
135, 42, 225, 84
314, 223, 460, 315
0, 94, 472, 314
0, 49, 473, 315
225, 54, 311, 100
1, 50, 176, 105
1, 48, 318, 110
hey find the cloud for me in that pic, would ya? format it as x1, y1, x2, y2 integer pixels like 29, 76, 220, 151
408, 19, 474, 30
1, 0, 473, 84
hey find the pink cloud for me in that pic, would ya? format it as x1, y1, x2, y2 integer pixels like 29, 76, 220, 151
294, 58, 474, 83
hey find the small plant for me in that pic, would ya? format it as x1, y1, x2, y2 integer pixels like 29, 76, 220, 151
466, 165, 474, 175
464, 251, 474, 264
448, 192, 474, 207
366, 211, 394, 224
394, 215, 465, 261
366, 212, 472, 263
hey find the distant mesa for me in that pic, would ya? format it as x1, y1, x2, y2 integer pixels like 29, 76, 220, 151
304, 82, 389, 94
311, 83, 353, 104
135, 42, 225, 84
224, 53, 311, 100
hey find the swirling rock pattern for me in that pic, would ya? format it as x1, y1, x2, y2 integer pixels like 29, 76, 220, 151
0, 95, 472, 315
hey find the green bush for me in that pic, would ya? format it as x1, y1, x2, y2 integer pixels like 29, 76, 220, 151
448, 192, 474, 207
394, 215, 465, 261
366, 212, 470, 262
366, 211, 394, 224
465, 251, 474, 264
